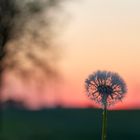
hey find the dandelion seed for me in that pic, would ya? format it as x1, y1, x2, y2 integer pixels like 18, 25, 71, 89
85, 70, 127, 107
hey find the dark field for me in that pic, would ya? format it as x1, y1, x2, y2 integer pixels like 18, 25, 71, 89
1, 108, 140, 140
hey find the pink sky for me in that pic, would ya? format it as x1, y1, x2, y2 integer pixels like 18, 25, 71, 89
3, 0, 140, 109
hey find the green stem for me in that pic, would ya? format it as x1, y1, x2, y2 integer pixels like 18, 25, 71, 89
101, 104, 107, 140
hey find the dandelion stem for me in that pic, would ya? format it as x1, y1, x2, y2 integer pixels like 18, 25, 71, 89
101, 104, 107, 140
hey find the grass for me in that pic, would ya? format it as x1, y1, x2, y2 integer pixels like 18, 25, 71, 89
1, 108, 140, 140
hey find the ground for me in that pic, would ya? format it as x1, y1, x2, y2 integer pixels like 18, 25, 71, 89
1, 108, 140, 140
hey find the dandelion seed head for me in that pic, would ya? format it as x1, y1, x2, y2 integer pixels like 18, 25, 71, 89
85, 70, 127, 107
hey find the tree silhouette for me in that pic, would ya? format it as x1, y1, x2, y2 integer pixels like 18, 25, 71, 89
0, 0, 67, 136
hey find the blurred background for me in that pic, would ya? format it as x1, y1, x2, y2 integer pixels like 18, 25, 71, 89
0, 0, 140, 140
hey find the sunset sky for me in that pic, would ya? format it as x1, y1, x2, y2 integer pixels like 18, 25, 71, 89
58, 0, 140, 109
3, 0, 140, 109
